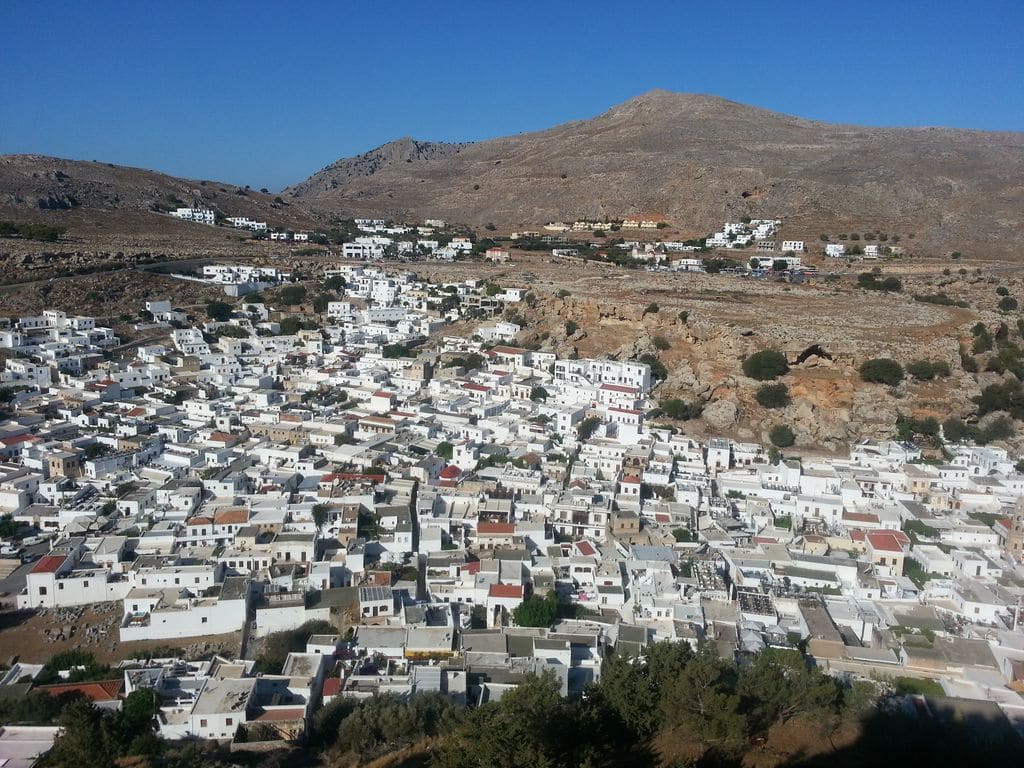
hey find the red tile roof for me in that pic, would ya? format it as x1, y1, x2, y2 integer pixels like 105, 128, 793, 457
488, 583, 524, 599
575, 541, 597, 557
867, 530, 909, 553
600, 383, 640, 393
478, 521, 514, 535
322, 678, 342, 697
254, 707, 306, 721
439, 465, 462, 480
37, 679, 123, 702
31, 555, 66, 574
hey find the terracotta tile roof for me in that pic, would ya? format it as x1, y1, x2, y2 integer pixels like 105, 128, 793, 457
214, 508, 249, 525
31, 555, 66, 574
478, 521, 514, 535
37, 679, 123, 702
867, 530, 909, 553
253, 707, 306, 721
600, 383, 640, 393
575, 541, 597, 557
488, 583, 523, 599
322, 678, 342, 697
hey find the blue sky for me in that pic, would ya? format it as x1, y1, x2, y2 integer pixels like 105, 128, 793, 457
2, 0, 1021, 190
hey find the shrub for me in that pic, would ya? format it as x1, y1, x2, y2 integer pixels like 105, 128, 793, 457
905, 360, 952, 381
998, 296, 1018, 312
756, 383, 791, 409
652, 335, 671, 351
857, 273, 902, 292
860, 358, 904, 385
643, 302, 660, 315
769, 424, 796, 447
742, 350, 789, 381
637, 353, 667, 381
564, 320, 579, 336
661, 399, 702, 420
556, 289, 570, 299
206, 301, 233, 322
278, 285, 307, 305
996, 286, 1010, 296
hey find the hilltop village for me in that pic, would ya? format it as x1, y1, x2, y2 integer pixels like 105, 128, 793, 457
1, 217, 1023, 756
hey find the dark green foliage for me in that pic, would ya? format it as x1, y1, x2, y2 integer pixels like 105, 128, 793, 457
0, 221, 66, 241
254, 620, 335, 674
770, 424, 796, 447
915, 293, 968, 307
742, 349, 789, 380
328, 693, 463, 762
652, 335, 671, 351
35, 651, 111, 685
905, 359, 952, 381
974, 380, 1024, 419
382, 343, 410, 358
323, 275, 346, 292
446, 353, 485, 371
643, 302, 659, 315
998, 296, 1018, 312
436, 441, 454, 460
960, 346, 979, 372
277, 284, 307, 305
943, 418, 981, 443
0, 513, 17, 538
896, 414, 940, 443
312, 293, 332, 313
637, 353, 667, 380
512, 591, 559, 627
996, 286, 1010, 296
859, 358, 904, 385
857, 273, 902, 292
205, 301, 232, 322
756, 383, 791, 408
661, 398, 702, 420
577, 415, 602, 441
702, 258, 740, 273
980, 415, 1015, 443
530, 386, 549, 402
564, 320, 579, 335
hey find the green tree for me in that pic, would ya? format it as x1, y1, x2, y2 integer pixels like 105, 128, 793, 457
859, 358, 904, 385
659, 647, 747, 757
312, 293, 332, 313
311, 503, 329, 529
661, 399, 702, 420
512, 592, 559, 627
770, 424, 796, 447
278, 284, 307, 305
0, 513, 19, 538
742, 349, 789, 380
998, 296, 1018, 312
564, 320, 579, 336
577, 416, 602, 441
205, 301, 232, 322
756, 383, 790, 408
382, 343, 410, 358
530, 386, 549, 402
436, 441, 454, 460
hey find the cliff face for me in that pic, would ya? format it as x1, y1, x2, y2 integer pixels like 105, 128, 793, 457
507, 285, 979, 453
287, 90, 1024, 257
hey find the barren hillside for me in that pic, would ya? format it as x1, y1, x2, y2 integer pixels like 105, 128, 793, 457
287, 90, 1024, 257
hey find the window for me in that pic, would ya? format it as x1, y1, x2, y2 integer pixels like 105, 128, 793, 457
202, 616, 208, 623
200, 719, 208, 728
195, 577, 200, 584
39, 586, 47, 595
58, 583, 64, 590
83, 581, 89, 588
226, 718, 233, 726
